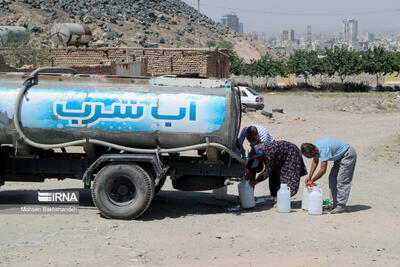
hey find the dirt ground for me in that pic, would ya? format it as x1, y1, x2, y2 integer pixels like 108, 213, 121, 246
0, 92, 399, 266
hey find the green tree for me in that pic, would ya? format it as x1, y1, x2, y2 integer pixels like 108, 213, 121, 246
206, 40, 217, 47
243, 59, 262, 86
230, 56, 246, 76
325, 46, 361, 84
307, 51, 323, 77
257, 52, 287, 87
311, 52, 330, 86
392, 52, 400, 78
360, 47, 400, 87
287, 50, 315, 83
274, 58, 287, 77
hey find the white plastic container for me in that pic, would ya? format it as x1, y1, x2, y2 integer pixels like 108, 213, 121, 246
238, 180, 255, 209
302, 186, 313, 210
308, 186, 323, 215
213, 186, 228, 200
277, 184, 291, 213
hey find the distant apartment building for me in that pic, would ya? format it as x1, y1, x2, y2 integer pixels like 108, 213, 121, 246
343, 19, 358, 43
221, 13, 241, 33
282, 29, 295, 41
248, 32, 258, 40
306, 25, 312, 49
366, 32, 375, 42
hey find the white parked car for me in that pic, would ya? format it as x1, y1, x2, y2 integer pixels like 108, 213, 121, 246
238, 86, 264, 111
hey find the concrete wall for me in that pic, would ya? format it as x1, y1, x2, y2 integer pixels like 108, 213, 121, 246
233, 73, 386, 88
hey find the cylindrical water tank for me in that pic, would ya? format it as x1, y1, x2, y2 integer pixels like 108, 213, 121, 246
0, 26, 30, 46
0, 73, 240, 150
50, 23, 92, 47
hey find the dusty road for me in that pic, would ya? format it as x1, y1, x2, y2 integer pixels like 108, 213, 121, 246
0, 92, 399, 266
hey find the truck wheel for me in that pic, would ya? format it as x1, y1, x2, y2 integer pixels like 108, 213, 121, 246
143, 166, 165, 195
91, 164, 154, 220
154, 175, 167, 195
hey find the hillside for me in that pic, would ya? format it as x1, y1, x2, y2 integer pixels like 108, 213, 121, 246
0, 0, 267, 61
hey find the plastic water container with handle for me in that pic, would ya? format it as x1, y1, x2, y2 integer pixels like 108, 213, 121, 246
238, 180, 255, 209
277, 184, 291, 213
302, 183, 316, 210
308, 186, 323, 215
213, 185, 228, 200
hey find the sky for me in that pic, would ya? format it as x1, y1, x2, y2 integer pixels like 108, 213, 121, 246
182, 0, 400, 34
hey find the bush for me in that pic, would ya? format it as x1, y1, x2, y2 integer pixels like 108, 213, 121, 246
376, 85, 400, 92
236, 82, 371, 93
321, 82, 371, 92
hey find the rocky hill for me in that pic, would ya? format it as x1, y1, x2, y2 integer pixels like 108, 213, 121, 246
0, 0, 266, 61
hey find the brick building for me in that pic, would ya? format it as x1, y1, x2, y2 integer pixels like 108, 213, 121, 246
0, 47, 230, 78
51, 47, 229, 78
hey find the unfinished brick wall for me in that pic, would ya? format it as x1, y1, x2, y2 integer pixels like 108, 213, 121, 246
50, 48, 229, 77
206, 52, 230, 78
51, 49, 110, 66
0, 48, 230, 77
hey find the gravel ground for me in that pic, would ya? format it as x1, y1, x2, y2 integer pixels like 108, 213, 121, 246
0, 92, 399, 266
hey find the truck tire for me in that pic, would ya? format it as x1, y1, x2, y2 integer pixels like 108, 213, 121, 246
154, 175, 167, 195
142, 165, 165, 195
91, 164, 154, 220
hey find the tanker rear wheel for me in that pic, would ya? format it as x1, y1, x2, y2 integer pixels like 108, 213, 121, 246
91, 164, 154, 220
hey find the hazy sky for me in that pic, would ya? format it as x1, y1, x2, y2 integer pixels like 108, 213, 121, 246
182, 0, 400, 34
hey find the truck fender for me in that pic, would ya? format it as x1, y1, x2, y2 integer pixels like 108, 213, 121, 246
82, 154, 168, 189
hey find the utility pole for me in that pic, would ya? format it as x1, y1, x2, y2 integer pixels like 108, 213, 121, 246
197, 0, 201, 47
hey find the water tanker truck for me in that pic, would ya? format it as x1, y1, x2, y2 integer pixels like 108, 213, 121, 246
0, 68, 245, 219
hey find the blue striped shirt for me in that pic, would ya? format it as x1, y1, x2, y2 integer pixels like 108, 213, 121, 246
238, 125, 274, 148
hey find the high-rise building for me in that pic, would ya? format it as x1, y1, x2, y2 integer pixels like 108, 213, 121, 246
221, 13, 240, 33
289, 29, 295, 41
239, 23, 243, 34
366, 32, 375, 42
282, 29, 295, 41
282, 30, 289, 41
306, 25, 312, 49
343, 19, 358, 43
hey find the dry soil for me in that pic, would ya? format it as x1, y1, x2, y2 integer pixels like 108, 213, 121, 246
0, 92, 399, 266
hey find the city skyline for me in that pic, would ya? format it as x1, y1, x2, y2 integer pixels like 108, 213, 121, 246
182, 0, 400, 33
221, 13, 244, 34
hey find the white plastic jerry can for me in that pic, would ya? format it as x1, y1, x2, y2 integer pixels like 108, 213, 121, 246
238, 180, 255, 209
308, 186, 323, 215
302, 186, 311, 210
302, 185, 315, 210
213, 185, 228, 200
277, 184, 291, 213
